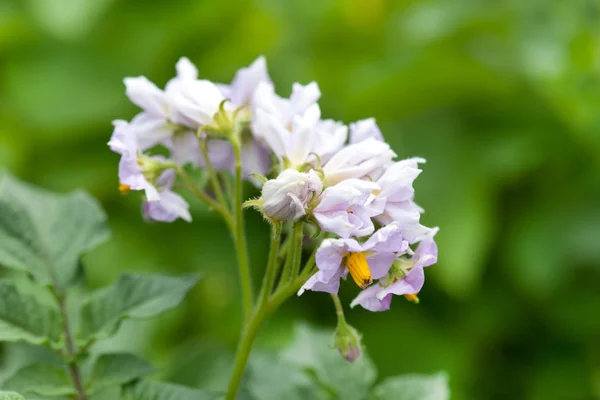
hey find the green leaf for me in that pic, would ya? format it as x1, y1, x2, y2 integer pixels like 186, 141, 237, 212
370, 373, 450, 400
246, 351, 326, 400
0, 174, 109, 290
282, 324, 377, 400
79, 273, 200, 341
0, 280, 62, 347
1, 364, 75, 396
87, 353, 155, 393
0, 392, 25, 400
123, 380, 222, 400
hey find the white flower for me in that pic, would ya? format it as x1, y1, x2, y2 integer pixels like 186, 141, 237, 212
255, 104, 347, 168
218, 56, 271, 107
349, 118, 383, 144
313, 179, 382, 238
375, 158, 432, 243
322, 137, 396, 187
262, 169, 322, 221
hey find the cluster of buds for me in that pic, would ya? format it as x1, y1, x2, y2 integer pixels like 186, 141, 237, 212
109, 56, 439, 361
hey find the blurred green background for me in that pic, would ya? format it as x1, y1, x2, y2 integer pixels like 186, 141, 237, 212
1, 0, 599, 398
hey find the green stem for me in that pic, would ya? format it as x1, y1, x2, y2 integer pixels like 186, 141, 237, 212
56, 294, 87, 400
176, 166, 233, 230
258, 223, 281, 307
232, 137, 253, 323
331, 294, 347, 325
225, 231, 315, 400
289, 222, 304, 282
200, 139, 229, 210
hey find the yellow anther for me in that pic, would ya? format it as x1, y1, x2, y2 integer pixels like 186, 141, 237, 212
345, 252, 372, 289
404, 293, 420, 304
118, 184, 131, 194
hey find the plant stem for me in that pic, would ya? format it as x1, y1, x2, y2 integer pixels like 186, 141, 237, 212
289, 222, 304, 281
231, 137, 253, 323
225, 254, 317, 400
331, 294, 346, 324
258, 223, 281, 307
57, 294, 87, 400
176, 166, 233, 230
200, 139, 229, 210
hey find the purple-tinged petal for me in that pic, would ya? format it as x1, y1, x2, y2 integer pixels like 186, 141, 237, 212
143, 190, 191, 222
362, 224, 406, 253
124, 76, 168, 117
349, 118, 383, 144
170, 131, 203, 166
227, 56, 271, 106
377, 266, 425, 299
323, 138, 396, 186
129, 112, 172, 151
366, 253, 397, 280
350, 284, 392, 312
298, 267, 345, 295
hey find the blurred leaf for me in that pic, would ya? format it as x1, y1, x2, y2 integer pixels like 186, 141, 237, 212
23, 0, 114, 41
0, 280, 62, 347
87, 353, 155, 394
282, 324, 377, 400
122, 380, 222, 400
79, 273, 200, 341
370, 373, 450, 400
246, 351, 326, 400
0, 174, 109, 289
0, 392, 24, 400
1, 364, 74, 396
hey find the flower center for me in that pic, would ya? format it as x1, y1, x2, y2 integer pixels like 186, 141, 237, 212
118, 184, 131, 194
345, 252, 372, 289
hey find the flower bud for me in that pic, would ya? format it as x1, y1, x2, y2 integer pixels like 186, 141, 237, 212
334, 323, 363, 363
261, 169, 322, 221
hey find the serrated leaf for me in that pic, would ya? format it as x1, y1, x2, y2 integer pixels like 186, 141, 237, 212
123, 380, 222, 400
87, 353, 155, 393
282, 324, 377, 400
246, 351, 326, 400
0, 174, 109, 290
79, 273, 200, 341
1, 364, 75, 396
0, 392, 25, 400
370, 373, 450, 400
0, 280, 62, 347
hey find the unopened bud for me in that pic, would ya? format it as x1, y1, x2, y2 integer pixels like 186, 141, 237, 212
261, 169, 322, 221
334, 323, 363, 363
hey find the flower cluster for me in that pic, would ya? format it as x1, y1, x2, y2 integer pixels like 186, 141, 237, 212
109, 56, 438, 312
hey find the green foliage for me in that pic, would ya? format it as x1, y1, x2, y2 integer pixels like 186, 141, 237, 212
79, 273, 200, 342
282, 324, 377, 400
87, 353, 156, 394
0, 281, 62, 348
0, 174, 109, 290
0, 176, 199, 398
370, 373, 449, 400
1, 364, 75, 397
0, 392, 25, 400
123, 381, 223, 400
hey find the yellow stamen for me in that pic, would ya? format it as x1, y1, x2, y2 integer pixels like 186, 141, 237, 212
346, 252, 372, 289
118, 184, 131, 194
404, 293, 420, 304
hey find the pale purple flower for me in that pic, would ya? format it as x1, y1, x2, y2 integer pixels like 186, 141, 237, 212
262, 169, 322, 221
165, 78, 226, 129
252, 81, 321, 130
375, 157, 433, 243
108, 120, 191, 222
349, 118, 384, 144
218, 56, 271, 107
299, 224, 408, 295
350, 228, 438, 311
214, 57, 274, 178
255, 104, 347, 168
108, 120, 159, 201
313, 179, 382, 239
142, 169, 191, 223
322, 137, 396, 186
